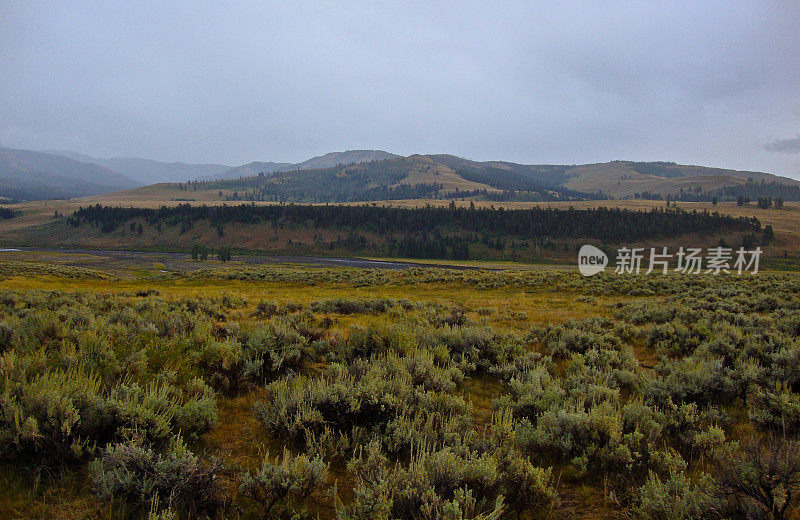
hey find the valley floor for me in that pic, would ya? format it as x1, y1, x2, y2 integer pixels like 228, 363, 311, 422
1, 198, 799, 260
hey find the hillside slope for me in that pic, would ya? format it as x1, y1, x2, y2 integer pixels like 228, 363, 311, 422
563, 160, 800, 198
201, 154, 586, 202
216, 150, 398, 180
213, 161, 294, 180
0, 147, 139, 200
100, 157, 231, 184
43, 150, 231, 184
10, 147, 800, 203
105, 154, 800, 204
293, 149, 398, 169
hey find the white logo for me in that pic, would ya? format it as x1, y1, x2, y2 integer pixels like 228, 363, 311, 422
578, 245, 608, 276
578, 245, 761, 275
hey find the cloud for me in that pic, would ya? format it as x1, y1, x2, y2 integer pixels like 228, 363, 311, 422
763, 135, 800, 154
0, 1, 799, 179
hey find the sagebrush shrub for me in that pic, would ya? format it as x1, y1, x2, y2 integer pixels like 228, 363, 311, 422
90, 435, 225, 517
239, 449, 329, 518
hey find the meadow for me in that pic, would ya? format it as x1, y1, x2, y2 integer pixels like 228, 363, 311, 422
1, 259, 799, 519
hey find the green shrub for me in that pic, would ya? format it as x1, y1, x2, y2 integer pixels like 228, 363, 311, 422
647, 321, 704, 357
253, 353, 469, 453
90, 436, 225, 517
529, 318, 623, 359
647, 357, 733, 406
310, 298, 401, 315
0, 366, 106, 461
240, 448, 329, 518
636, 470, 715, 520
416, 325, 523, 373
341, 440, 555, 520
749, 383, 800, 433
252, 300, 278, 318
713, 434, 800, 520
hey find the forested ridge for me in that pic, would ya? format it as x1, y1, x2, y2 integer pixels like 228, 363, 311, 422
189, 155, 601, 203
169, 155, 800, 204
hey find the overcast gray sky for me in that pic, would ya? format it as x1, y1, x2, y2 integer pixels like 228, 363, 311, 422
1, 1, 799, 178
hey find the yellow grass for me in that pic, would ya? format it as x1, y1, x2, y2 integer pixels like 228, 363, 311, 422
391, 154, 499, 193
0, 270, 628, 333
0, 263, 644, 519
562, 161, 798, 198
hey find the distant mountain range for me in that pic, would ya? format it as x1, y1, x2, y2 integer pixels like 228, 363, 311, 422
43, 150, 232, 185
43, 149, 398, 184
1, 146, 798, 202
0, 147, 139, 200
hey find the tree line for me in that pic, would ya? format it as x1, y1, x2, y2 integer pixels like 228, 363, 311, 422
633, 180, 800, 203
69, 202, 761, 244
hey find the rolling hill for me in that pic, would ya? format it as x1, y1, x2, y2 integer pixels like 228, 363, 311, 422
97, 158, 231, 184
0, 147, 139, 201
200, 154, 587, 203
1, 148, 402, 200
44, 150, 232, 184
216, 150, 397, 180
42, 149, 398, 184
427, 156, 800, 199
210, 161, 293, 180
292, 149, 398, 170
5, 146, 800, 203
562, 160, 800, 198
177, 154, 800, 204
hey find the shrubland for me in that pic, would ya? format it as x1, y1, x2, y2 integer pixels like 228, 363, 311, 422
1, 264, 799, 519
